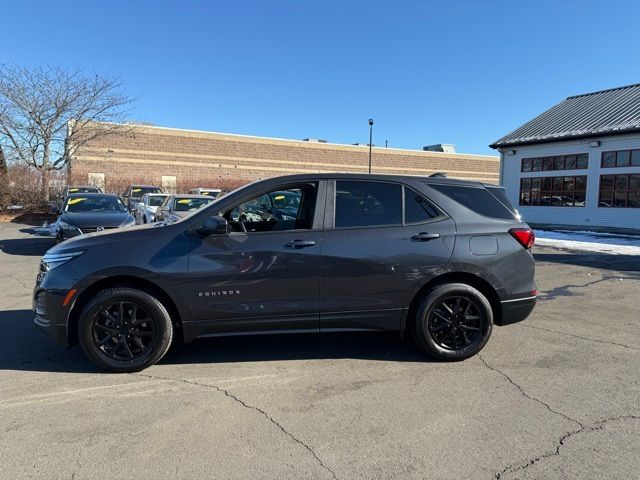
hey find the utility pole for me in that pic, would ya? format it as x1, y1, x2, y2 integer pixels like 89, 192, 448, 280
368, 118, 374, 174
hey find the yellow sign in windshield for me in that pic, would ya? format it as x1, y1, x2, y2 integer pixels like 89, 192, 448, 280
67, 198, 85, 205
69, 188, 79, 193
274, 195, 285, 200
132, 188, 142, 193
177, 199, 192, 204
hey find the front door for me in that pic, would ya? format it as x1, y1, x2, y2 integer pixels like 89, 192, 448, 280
319, 180, 455, 331
188, 182, 324, 336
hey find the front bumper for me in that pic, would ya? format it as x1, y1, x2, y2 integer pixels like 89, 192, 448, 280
498, 295, 537, 326
33, 264, 81, 348
34, 310, 70, 348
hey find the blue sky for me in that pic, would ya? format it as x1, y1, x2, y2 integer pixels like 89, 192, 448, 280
2, 1, 639, 155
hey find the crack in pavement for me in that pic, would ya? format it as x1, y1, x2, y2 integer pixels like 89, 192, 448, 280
519, 324, 639, 351
134, 372, 338, 480
494, 415, 640, 479
477, 354, 583, 428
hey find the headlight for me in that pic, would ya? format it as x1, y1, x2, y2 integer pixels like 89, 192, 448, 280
281, 214, 296, 221
120, 217, 136, 227
41, 251, 84, 272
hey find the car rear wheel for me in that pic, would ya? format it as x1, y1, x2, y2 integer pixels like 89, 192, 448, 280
78, 287, 173, 372
413, 283, 493, 361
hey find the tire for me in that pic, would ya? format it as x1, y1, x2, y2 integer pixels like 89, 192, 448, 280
78, 287, 174, 372
413, 283, 493, 361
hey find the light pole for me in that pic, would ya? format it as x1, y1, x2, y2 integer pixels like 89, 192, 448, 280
368, 118, 374, 174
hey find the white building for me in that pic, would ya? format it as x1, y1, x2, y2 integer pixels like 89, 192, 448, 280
491, 83, 640, 231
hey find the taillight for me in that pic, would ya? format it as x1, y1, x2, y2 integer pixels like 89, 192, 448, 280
509, 228, 535, 249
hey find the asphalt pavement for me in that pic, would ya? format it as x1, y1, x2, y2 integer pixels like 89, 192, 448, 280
0, 222, 638, 480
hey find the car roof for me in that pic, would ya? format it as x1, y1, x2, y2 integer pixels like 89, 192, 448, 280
129, 185, 161, 189
66, 185, 100, 189
246, 173, 501, 189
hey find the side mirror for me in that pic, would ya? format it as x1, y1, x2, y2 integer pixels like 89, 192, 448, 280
196, 216, 228, 236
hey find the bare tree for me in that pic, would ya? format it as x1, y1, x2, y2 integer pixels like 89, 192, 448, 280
0, 65, 135, 201
0, 145, 8, 208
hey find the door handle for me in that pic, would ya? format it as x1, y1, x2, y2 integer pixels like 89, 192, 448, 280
411, 232, 440, 242
285, 239, 316, 249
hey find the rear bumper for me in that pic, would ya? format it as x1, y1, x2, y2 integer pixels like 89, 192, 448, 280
497, 296, 537, 326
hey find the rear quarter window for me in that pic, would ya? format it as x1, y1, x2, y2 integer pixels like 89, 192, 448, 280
429, 184, 516, 220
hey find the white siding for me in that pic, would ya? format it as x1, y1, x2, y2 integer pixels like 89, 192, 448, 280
500, 133, 640, 229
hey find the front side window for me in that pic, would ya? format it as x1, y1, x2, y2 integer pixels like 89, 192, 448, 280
335, 181, 402, 228
599, 174, 640, 208
225, 184, 316, 232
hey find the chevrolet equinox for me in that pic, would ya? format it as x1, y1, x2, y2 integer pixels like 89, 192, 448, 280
34, 174, 537, 372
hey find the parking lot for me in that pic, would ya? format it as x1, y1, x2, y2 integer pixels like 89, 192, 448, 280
0, 221, 638, 480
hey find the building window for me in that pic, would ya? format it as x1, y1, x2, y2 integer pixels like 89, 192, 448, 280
521, 154, 588, 172
598, 174, 640, 208
520, 175, 587, 207
601, 149, 640, 168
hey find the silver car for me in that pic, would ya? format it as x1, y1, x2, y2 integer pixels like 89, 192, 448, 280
154, 194, 215, 222
134, 193, 169, 224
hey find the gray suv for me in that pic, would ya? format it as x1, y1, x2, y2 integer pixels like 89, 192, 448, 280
34, 174, 536, 372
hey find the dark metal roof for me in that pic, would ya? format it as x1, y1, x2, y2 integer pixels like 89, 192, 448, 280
490, 83, 640, 148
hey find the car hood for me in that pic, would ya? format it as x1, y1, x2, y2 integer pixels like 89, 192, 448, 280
48, 221, 169, 253
58, 211, 133, 228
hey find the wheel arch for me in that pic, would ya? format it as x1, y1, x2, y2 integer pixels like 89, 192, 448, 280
405, 272, 502, 333
67, 275, 183, 346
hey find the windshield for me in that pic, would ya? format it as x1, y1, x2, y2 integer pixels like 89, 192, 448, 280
148, 195, 168, 207
173, 197, 213, 212
130, 187, 161, 198
64, 196, 127, 213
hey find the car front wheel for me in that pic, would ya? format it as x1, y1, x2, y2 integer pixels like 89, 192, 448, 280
78, 287, 173, 372
413, 283, 493, 361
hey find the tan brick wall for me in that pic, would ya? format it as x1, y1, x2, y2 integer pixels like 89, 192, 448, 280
70, 124, 499, 191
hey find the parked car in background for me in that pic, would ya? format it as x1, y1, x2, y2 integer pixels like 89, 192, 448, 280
54, 193, 135, 243
154, 194, 215, 222
50, 185, 103, 214
62, 186, 102, 198
188, 188, 222, 198
133, 193, 169, 224
122, 185, 162, 211
35, 173, 536, 372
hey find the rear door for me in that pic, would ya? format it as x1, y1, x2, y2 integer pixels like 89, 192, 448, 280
319, 179, 455, 331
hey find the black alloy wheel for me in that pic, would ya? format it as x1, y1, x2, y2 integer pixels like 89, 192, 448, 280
427, 296, 486, 351
78, 287, 174, 372
413, 283, 493, 361
91, 301, 156, 362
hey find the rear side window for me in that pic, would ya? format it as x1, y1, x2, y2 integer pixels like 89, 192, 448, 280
335, 181, 401, 227
404, 187, 440, 223
429, 184, 516, 220
485, 186, 519, 217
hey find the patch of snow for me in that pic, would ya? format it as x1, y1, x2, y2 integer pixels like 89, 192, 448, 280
534, 229, 640, 255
